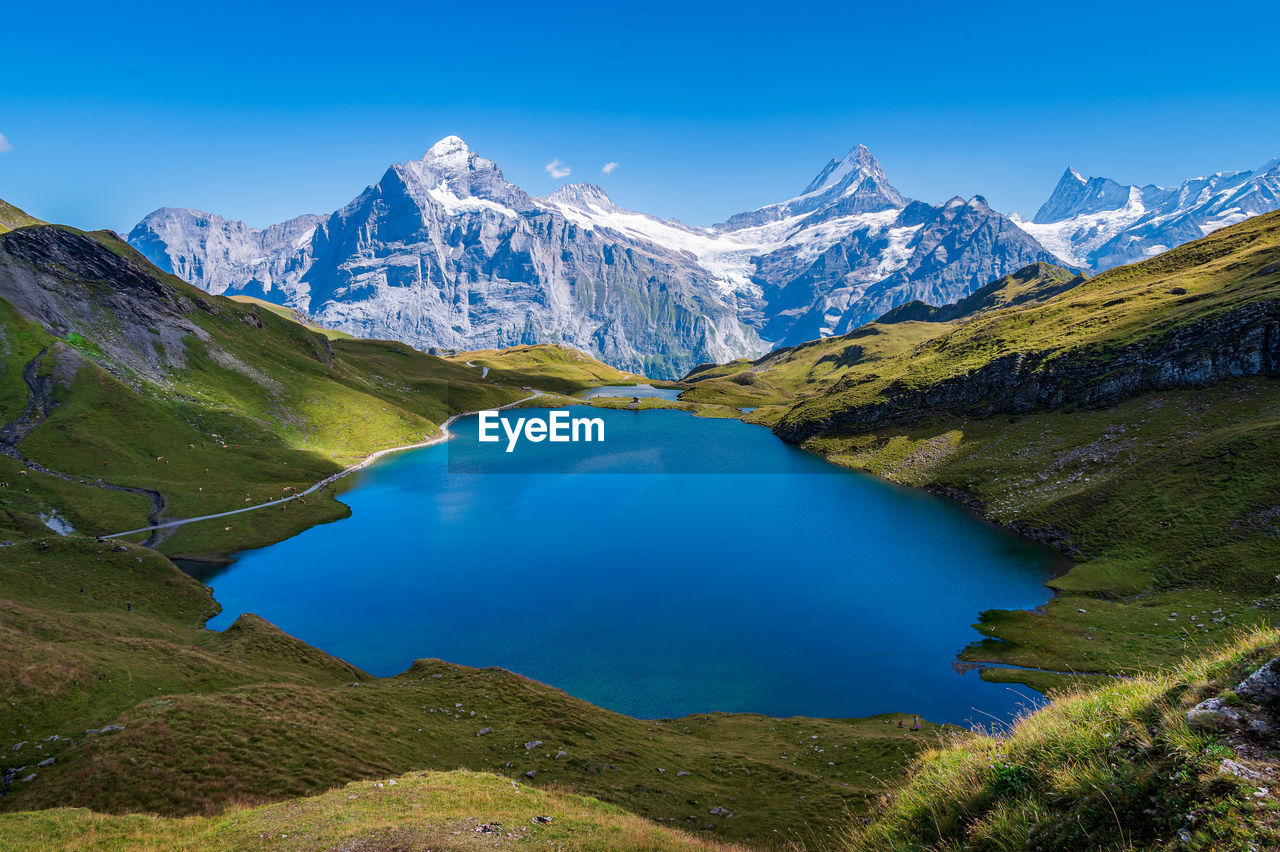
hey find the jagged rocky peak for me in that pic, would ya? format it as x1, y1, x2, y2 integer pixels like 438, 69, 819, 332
392, 135, 533, 211
543, 183, 619, 213
1014, 154, 1280, 270
801, 143, 884, 195
721, 142, 908, 230
1033, 167, 1132, 224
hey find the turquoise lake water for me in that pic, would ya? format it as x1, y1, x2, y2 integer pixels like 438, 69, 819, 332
204, 407, 1056, 725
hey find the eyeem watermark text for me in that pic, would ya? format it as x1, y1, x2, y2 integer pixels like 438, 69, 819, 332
478, 410, 605, 452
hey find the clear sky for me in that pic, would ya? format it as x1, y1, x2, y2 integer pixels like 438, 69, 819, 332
3, 0, 1278, 232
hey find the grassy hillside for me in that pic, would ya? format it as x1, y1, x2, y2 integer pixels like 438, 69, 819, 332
845, 628, 1280, 851
0, 769, 746, 851
683, 212, 1280, 683
875, 262, 1085, 324
445, 344, 638, 393
227, 295, 356, 340
0, 200, 45, 233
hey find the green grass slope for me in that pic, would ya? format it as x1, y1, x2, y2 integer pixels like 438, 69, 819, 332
0, 769, 745, 851
845, 628, 1280, 851
0, 200, 45, 233
445, 344, 637, 393
227, 294, 356, 340
875, 262, 1085, 324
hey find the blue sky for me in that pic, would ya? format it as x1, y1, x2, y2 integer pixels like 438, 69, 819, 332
3, 0, 1278, 232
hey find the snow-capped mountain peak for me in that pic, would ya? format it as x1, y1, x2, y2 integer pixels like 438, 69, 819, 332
1033, 167, 1133, 224
427, 134, 471, 159
543, 183, 619, 214
392, 136, 534, 214
800, 143, 880, 196
720, 143, 907, 230
1014, 154, 1280, 270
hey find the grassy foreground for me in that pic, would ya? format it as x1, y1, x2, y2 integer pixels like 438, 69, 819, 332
0, 769, 744, 851
844, 628, 1280, 851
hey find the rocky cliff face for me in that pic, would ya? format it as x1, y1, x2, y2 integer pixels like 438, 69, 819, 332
776, 299, 1280, 441
756, 196, 1063, 342
131, 137, 763, 379
0, 226, 215, 384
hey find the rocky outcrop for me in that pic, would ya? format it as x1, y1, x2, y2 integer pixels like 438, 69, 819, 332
0, 227, 210, 383
875, 262, 1085, 325
777, 298, 1280, 441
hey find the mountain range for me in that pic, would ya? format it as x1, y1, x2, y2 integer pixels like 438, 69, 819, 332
128, 139, 1280, 378
1011, 157, 1280, 270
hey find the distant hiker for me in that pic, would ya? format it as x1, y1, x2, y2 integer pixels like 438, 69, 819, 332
126, 601, 132, 612
897, 720, 904, 728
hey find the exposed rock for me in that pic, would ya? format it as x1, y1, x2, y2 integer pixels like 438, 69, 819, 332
1220, 758, 1267, 781
1187, 697, 1244, 727
779, 298, 1280, 442
476, 727, 493, 737
1237, 657, 1280, 704
524, 740, 542, 750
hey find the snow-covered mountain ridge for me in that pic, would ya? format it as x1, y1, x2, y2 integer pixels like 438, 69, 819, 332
128, 138, 1280, 377
1010, 158, 1280, 270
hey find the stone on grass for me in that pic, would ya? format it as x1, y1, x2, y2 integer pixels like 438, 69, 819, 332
1186, 697, 1243, 727
1236, 657, 1280, 703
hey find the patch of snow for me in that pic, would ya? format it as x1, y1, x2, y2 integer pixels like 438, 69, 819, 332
426, 181, 517, 219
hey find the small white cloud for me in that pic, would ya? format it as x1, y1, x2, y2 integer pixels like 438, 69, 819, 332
601, 162, 619, 174
545, 158, 571, 179
0, 133, 12, 154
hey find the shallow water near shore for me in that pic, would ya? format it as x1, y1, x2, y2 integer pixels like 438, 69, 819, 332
204, 407, 1056, 724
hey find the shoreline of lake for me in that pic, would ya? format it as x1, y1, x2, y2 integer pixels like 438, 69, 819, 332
197, 404, 1059, 721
